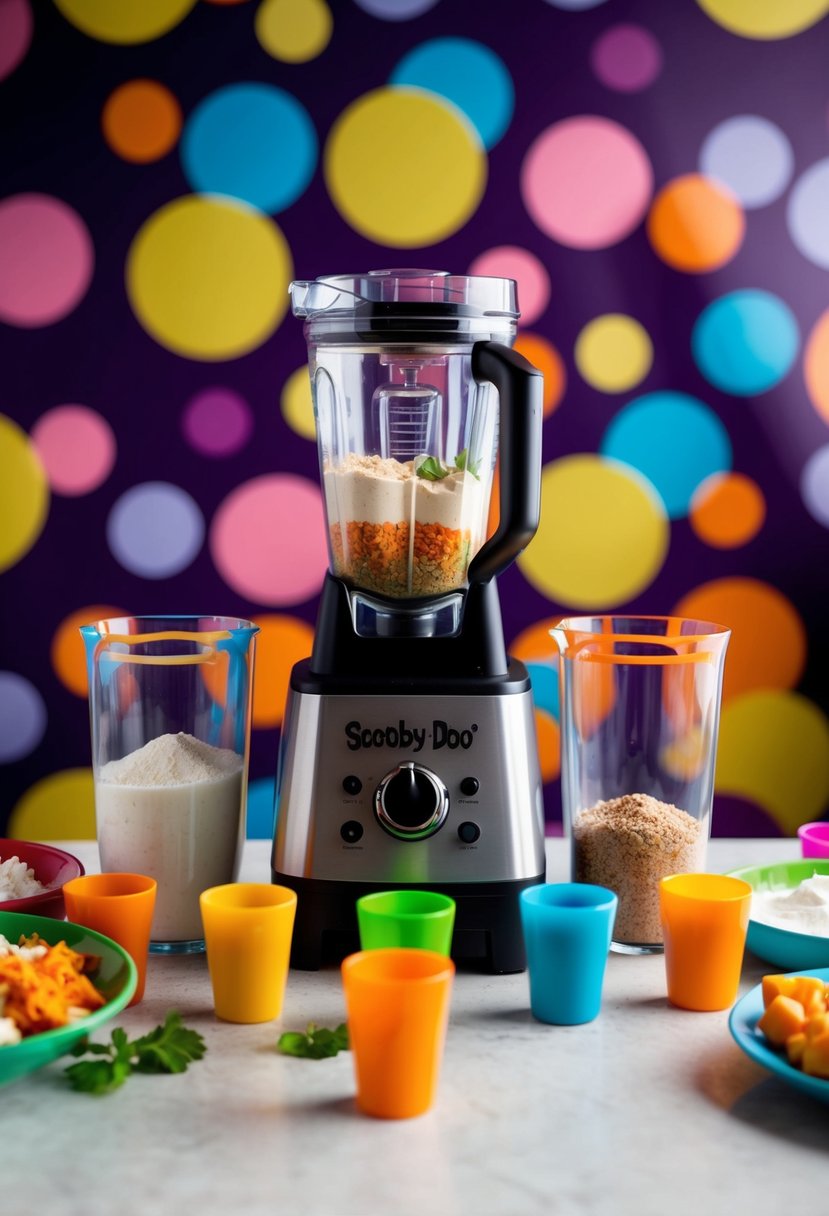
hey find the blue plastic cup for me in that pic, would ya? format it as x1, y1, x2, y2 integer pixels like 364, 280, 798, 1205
520, 883, 618, 1025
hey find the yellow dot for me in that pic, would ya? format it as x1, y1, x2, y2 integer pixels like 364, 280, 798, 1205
127, 196, 293, 361
54, 0, 197, 44
281, 365, 316, 440
0, 414, 49, 573
10, 769, 97, 840
575, 314, 653, 393
697, 0, 829, 39
716, 691, 829, 831
518, 455, 669, 608
255, 0, 332, 62
325, 87, 486, 247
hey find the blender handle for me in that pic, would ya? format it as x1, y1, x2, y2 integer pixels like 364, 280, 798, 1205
467, 340, 543, 584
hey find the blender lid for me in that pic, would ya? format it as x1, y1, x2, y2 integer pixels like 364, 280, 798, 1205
289, 269, 519, 320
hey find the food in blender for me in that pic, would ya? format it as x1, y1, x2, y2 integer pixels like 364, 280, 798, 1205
324, 453, 484, 598
95, 732, 243, 943
573, 793, 705, 946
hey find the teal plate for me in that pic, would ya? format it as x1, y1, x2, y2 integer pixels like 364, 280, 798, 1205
729, 967, 829, 1106
0, 909, 137, 1087
727, 859, 829, 970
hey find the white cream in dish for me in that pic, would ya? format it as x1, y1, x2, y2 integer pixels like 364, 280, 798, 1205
751, 873, 829, 936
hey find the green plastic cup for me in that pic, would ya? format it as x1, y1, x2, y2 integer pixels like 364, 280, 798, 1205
356, 890, 456, 955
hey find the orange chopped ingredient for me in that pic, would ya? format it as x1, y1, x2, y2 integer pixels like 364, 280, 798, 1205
758, 974, 829, 1080
0, 937, 105, 1037
330, 520, 472, 598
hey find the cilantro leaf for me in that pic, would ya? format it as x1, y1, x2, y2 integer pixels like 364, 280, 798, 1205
454, 448, 480, 478
277, 1022, 349, 1060
415, 455, 449, 481
62, 1010, 206, 1094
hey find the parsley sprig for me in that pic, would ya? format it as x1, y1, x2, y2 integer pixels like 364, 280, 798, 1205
276, 1022, 349, 1060
64, 1011, 206, 1095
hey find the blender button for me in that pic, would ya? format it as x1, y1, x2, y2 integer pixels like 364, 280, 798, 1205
458, 821, 481, 844
460, 777, 479, 797
340, 820, 364, 843
342, 775, 363, 796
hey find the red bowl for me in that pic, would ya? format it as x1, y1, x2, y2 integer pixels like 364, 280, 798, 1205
0, 839, 85, 919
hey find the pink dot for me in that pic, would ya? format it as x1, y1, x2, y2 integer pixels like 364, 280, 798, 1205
591, 24, 663, 93
182, 387, 253, 457
0, 194, 94, 327
30, 405, 116, 496
521, 117, 653, 250
210, 474, 328, 606
0, 0, 32, 82
468, 246, 551, 327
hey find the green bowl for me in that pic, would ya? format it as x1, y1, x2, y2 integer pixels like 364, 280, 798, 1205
727, 859, 829, 970
0, 909, 137, 1087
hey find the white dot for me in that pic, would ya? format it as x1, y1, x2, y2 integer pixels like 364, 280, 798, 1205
788, 158, 829, 269
700, 116, 793, 209
107, 482, 204, 578
801, 445, 829, 528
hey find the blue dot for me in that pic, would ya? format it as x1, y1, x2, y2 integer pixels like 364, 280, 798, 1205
600, 392, 732, 519
181, 84, 317, 214
0, 672, 47, 763
107, 482, 204, 578
390, 38, 514, 149
692, 290, 799, 396
526, 661, 559, 720
247, 776, 276, 839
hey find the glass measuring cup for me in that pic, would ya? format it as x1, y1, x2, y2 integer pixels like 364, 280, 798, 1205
550, 616, 730, 954
81, 616, 258, 954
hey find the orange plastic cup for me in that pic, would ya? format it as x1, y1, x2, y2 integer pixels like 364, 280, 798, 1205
341, 948, 455, 1119
63, 872, 157, 1006
659, 873, 752, 1011
199, 883, 297, 1023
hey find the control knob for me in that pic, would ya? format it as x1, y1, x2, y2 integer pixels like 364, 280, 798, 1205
374, 762, 449, 841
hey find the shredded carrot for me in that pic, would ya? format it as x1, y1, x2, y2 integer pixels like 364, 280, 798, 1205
0, 937, 105, 1037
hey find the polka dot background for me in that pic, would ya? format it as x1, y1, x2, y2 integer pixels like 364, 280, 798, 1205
0, 0, 827, 839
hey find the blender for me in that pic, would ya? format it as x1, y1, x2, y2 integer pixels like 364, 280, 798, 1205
272, 270, 546, 972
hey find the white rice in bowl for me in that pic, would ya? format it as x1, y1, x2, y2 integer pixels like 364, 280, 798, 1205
0, 856, 47, 901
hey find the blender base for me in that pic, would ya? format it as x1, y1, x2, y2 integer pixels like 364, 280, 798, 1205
273, 872, 545, 974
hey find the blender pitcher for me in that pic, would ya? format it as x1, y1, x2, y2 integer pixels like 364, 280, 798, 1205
551, 616, 730, 954
81, 615, 258, 954
290, 269, 539, 642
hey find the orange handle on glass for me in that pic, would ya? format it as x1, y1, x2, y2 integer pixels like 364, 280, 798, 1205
341, 947, 455, 1119
63, 873, 157, 1006
199, 883, 297, 1023
659, 873, 752, 1011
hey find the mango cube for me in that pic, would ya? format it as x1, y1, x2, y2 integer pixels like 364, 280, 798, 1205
757, 995, 807, 1047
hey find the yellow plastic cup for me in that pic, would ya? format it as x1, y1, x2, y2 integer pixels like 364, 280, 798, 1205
341, 948, 454, 1120
63, 872, 157, 1006
659, 873, 752, 1011
199, 883, 297, 1023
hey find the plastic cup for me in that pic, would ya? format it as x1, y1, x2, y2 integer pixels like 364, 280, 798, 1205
798, 822, 829, 859
199, 883, 297, 1023
341, 948, 454, 1119
659, 873, 752, 1011
519, 883, 618, 1025
63, 872, 157, 1006
356, 890, 456, 955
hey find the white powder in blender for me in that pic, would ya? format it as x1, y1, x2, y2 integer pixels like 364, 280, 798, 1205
95, 732, 244, 943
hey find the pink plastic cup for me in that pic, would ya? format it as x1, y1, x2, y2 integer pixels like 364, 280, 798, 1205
798, 822, 829, 859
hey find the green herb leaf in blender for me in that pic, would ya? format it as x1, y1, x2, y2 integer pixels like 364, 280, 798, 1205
415, 455, 450, 481
276, 1022, 350, 1059
454, 448, 480, 478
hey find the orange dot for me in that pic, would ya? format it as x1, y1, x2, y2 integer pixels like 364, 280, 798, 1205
674, 578, 806, 704
647, 174, 745, 273
689, 472, 766, 548
513, 332, 567, 417
535, 709, 560, 783
102, 80, 182, 164
250, 614, 315, 728
511, 616, 562, 662
51, 605, 124, 698
804, 308, 829, 426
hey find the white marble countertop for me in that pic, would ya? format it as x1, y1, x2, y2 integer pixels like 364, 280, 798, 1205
3, 838, 828, 1216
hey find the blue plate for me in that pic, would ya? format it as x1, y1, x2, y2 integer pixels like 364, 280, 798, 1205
729, 967, 829, 1106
